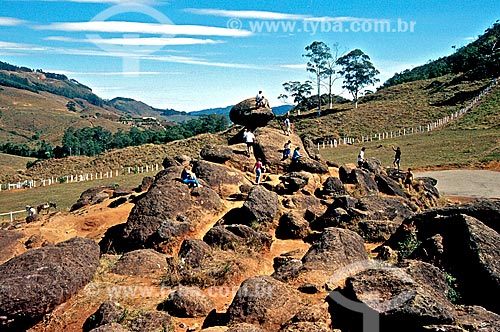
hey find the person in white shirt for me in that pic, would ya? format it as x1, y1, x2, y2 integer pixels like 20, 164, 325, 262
284, 116, 291, 135
357, 147, 366, 168
245, 130, 255, 156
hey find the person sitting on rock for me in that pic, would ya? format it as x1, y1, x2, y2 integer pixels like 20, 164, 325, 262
282, 140, 292, 160
181, 165, 201, 188
291, 146, 301, 161
256, 90, 265, 107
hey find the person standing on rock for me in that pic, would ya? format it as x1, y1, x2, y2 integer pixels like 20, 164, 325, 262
392, 146, 401, 170
253, 158, 263, 184
282, 140, 292, 160
245, 129, 255, 157
284, 116, 291, 135
357, 147, 366, 168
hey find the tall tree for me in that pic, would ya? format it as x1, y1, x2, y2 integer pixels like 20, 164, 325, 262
322, 42, 344, 109
304, 41, 332, 115
337, 49, 380, 109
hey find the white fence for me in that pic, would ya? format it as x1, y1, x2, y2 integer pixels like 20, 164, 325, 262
0, 210, 26, 222
0, 163, 163, 192
318, 77, 499, 149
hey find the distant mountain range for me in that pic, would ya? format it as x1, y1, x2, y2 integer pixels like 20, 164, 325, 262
190, 104, 294, 117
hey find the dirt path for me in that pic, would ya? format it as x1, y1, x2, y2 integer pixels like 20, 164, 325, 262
415, 169, 500, 199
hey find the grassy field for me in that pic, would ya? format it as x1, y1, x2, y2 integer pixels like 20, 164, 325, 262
0, 152, 35, 169
321, 127, 500, 170
0, 171, 157, 219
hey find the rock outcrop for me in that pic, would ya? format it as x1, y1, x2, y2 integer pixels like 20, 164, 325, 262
227, 276, 303, 332
229, 98, 274, 129
0, 237, 100, 331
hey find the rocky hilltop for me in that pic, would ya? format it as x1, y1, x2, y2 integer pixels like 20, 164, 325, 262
0, 101, 499, 332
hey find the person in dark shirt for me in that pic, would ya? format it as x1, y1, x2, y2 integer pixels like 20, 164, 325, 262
392, 146, 401, 170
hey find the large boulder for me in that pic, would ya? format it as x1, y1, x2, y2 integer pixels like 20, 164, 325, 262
362, 157, 384, 174
241, 185, 280, 225
200, 144, 234, 164
331, 260, 455, 331
300, 227, 367, 286
275, 212, 311, 240
101, 166, 224, 253
71, 185, 115, 211
387, 212, 500, 313
192, 160, 250, 197
251, 127, 303, 171
88, 323, 129, 332
375, 173, 406, 197
313, 196, 413, 240
204, 225, 272, 252
0, 237, 100, 331
319, 177, 347, 197
290, 156, 329, 174
350, 169, 378, 194
178, 239, 213, 268
227, 275, 303, 332
158, 286, 215, 318
229, 98, 274, 128
279, 172, 310, 193
302, 227, 367, 272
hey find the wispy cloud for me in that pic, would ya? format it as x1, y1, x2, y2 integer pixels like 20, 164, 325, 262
186, 8, 308, 20
36, 21, 252, 37
45, 36, 224, 46
0, 17, 26, 26
185, 9, 389, 23
45, 69, 185, 76
304, 16, 390, 23
280, 64, 306, 70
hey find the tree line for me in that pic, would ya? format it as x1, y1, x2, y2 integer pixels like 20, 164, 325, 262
280, 41, 380, 112
381, 22, 500, 88
0, 114, 228, 164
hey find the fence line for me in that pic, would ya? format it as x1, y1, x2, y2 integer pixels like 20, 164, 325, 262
317, 77, 499, 150
0, 163, 163, 193
0, 210, 26, 222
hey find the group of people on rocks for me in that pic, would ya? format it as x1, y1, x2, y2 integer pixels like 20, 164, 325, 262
357, 145, 414, 190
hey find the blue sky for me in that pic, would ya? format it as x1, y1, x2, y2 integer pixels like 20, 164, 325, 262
0, 0, 499, 112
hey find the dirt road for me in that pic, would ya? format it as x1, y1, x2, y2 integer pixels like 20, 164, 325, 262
416, 170, 500, 199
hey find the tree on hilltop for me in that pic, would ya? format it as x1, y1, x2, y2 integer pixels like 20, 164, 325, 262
304, 41, 332, 115
337, 49, 380, 109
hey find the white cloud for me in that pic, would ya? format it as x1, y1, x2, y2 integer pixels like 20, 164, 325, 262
36, 21, 253, 37
185, 9, 390, 24
186, 8, 309, 20
0, 17, 26, 26
45, 70, 185, 76
304, 16, 391, 23
280, 64, 306, 70
45, 36, 224, 46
